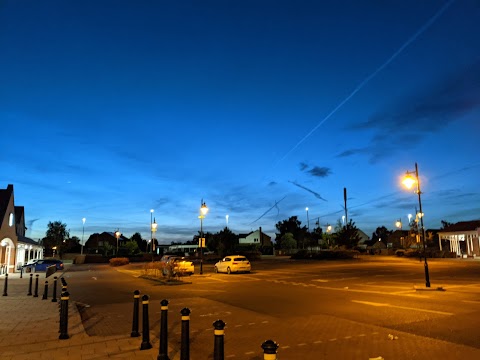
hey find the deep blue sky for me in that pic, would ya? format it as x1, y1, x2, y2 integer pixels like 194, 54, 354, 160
1, 0, 479, 244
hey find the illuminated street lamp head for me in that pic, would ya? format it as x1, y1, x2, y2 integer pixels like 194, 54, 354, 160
402, 172, 417, 189
305, 207, 308, 211
200, 201, 208, 216
151, 217, 158, 232
115, 230, 121, 238
82, 217, 86, 225
326, 224, 332, 232
395, 219, 402, 228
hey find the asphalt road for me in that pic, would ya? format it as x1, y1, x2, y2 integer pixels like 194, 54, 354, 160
63, 256, 480, 358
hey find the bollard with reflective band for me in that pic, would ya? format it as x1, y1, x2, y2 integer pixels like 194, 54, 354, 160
261, 340, 279, 360
33, 274, 39, 297
213, 319, 226, 360
27, 273, 33, 295
59, 291, 70, 339
180, 308, 191, 360
131, 290, 141, 337
158, 299, 170, 360
140, 295, 152, 350
42, 281, 49, 300
51, 276, 58, 302
2, 274, 8, 296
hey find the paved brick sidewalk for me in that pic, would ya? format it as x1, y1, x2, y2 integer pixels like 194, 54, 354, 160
2, 268, 480, 360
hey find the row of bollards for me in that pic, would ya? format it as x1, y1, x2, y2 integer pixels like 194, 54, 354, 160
24, 273, 69, 340
130, 290, 279, 360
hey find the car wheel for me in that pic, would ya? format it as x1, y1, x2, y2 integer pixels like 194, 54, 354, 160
227, 267, 231, 274
214, 266, 218, 273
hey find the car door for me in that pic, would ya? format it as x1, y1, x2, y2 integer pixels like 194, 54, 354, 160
219, 257, 230, 273
34, 260, 46, 271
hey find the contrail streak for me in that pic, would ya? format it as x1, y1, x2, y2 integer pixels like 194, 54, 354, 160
275, 0, 456, 166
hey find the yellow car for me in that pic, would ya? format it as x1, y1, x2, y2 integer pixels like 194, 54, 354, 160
214, 255, 251, 274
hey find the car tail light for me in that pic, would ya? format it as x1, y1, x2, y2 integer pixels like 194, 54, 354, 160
232, 262, 238, 265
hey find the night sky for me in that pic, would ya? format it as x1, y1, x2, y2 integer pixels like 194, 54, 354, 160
1, 0, 479, 244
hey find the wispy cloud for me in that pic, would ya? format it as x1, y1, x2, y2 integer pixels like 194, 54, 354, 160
299, 163, 332, 178
288, 181, 327, 202
341, 61, 480, 163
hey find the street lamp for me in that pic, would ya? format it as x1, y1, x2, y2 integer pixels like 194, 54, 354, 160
395, 218, 402, 229
115, 230, 121, 255
81, 217, 86, 255
402, 162, 430, 288
150, 209, 154, 255
151, 217, 158, 261
226, 214, 229, 228
198, 200, 208, 275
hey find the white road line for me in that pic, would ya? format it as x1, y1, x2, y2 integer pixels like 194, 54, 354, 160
352, 300, 454, 315
261, 321, 269, 324
328, 338, 337, 341
245, 352, 255, 355
462, 300, 480, 304
281, 346, 291, 349
314, 340, 323, 344
298, 343, 307, 346
344, 336, 352, 339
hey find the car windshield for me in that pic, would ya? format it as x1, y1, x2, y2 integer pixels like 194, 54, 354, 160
234, 257, 248, 261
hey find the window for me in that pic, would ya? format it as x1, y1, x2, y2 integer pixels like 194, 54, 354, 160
8, 212, 14, 227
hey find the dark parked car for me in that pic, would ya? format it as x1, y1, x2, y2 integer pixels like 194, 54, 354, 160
23, 259, 64, 272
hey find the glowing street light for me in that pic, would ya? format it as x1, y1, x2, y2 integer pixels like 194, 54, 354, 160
151, 217, 158, 261
198, 200, 208, 275
395, 219, 402, 229
226, 214, 229, 228
115, 230, 121, 255
402, 162, 430, 288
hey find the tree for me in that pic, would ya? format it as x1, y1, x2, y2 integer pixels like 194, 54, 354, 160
334, 219, 362, 249
279, 232, 297, 251
130, 232, 147, 252
440, 220, 453, 230
275, 216, 304, 249
124, 240, 140, 256
43, 221, 70, 257
371, 226, 392, 245
210, 227, 238, 257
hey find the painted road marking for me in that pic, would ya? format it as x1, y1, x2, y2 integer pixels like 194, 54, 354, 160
352, 300, 454, 315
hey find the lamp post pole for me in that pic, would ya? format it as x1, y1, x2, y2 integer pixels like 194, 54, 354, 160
115, 230, 121, 255
81, 218, 86, 255
414, 163, 430, 288
150, 209, 154, 257
199, 200, 208, 275
403, 162, 430, 288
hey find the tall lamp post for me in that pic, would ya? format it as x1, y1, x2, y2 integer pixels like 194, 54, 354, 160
402, 162, 430, 288
81, 218, 86, 255
151, 217, 157, 261
115, 230, 121, 256
150, 209, 154, 255
198, 200, 208, 275
395, 218, 402, 229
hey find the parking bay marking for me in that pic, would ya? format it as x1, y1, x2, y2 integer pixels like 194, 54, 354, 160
352, 300, 454, 316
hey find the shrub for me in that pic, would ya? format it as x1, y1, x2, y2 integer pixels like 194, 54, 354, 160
109, 257, 130, 266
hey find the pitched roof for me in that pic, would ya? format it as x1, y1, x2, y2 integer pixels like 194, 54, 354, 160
0, 184, 14, 225
17, 235, 40, 246
442, 220, 480, 232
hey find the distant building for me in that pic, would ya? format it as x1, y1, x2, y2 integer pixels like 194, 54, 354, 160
438, 220, 480, 257
238, 227, 273, 249
85, 231, 130, 255
0, 184, 43, 273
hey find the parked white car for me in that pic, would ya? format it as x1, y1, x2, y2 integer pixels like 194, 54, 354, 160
214, 255, 251, 274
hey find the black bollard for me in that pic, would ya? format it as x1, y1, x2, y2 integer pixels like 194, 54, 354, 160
140, 294, 152, 350
33, 274, 39, 297
180, 308, 191, 360
158, 299, 169, 360
261, 340, 279, 360
27, 273, 33, 295
131, 290, 140, 337
51, 276, 58, 302
213, 319, 226, 360
42, 281, 49, 300
59, 291, 70, 339
20, 266, 23, 278
2, 273, 8, 296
